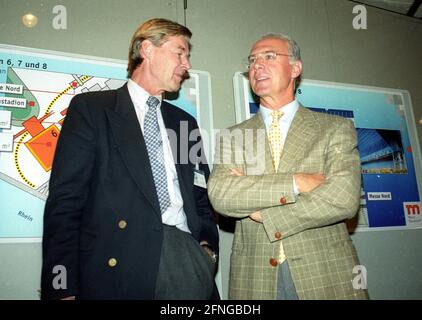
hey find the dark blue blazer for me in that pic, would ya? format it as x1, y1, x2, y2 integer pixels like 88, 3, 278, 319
41, 84, 219, 299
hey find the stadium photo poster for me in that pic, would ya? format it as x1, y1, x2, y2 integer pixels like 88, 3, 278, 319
233, 72, 422, 231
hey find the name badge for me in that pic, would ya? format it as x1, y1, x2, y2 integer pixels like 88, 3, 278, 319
194, 169, 207, 189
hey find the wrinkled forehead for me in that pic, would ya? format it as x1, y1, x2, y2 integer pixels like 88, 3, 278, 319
250, 38, 288, 55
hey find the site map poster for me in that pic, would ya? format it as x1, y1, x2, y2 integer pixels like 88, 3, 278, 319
0, 44, 212, 242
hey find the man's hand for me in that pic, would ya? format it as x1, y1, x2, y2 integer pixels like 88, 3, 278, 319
294, 173, 325, 193
200, 241, 217, 264
229, 168, 244, 176
249, 210, 263, 223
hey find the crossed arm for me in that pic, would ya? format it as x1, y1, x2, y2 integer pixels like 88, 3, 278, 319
207, 119, 361, 239
229, 168, 325, 222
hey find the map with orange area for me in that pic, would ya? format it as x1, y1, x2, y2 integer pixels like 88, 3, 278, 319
24, 124, 59, 172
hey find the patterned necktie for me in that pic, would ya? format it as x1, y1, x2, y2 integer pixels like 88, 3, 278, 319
144, 96, 171, 213
268, 110, 283, 172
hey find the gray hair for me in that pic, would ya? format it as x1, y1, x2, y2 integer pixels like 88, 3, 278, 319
259, 33, 301, 65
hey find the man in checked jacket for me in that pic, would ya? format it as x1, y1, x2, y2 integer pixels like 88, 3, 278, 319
208, 33, 368, 300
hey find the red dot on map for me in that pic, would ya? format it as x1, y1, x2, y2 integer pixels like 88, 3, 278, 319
28, 101, 35, 107
46, 142, 52, 147
71, 82, 78, 88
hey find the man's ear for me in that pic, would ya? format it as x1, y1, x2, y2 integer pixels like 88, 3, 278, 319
291, 60, 303, 79
140, 39, 153, 60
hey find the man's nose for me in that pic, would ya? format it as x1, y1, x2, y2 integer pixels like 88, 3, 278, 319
182, 56, 191, 70
252, 58, 264, 70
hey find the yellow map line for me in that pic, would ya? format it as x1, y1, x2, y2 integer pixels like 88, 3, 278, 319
15, 75, 92, 188
44, 75, 91, 115
14, 132, 35, 188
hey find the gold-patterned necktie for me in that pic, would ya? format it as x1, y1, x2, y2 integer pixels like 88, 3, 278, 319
268, 110, 283, 172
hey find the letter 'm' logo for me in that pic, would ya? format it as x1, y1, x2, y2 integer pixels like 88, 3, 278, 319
406, 204, 420, 215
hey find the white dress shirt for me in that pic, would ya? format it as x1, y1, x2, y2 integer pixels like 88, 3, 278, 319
127, 79, 190, 233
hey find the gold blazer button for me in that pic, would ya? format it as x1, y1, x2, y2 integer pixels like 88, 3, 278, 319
269, 258, 278, 267
118, 220, 127, 229
108, 258, 117, 267
279, 197, 287, 205
274, 231, 282, 239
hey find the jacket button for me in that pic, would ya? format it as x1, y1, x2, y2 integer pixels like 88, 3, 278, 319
275, 231, 281, 239
118, 220, 127, 229
279, 197, 287, 205
269, 258, 278, 267
108, 258, 117, 267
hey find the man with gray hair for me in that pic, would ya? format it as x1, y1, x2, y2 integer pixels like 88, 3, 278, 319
208, 34, 368, 300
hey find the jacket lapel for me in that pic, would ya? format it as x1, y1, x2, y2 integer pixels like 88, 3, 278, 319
243, 113, 274, 175
105, 84, 161, 217
279, 106, 318, 172
161, 103, 195, 215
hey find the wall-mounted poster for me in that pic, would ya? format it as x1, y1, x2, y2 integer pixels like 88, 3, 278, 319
0, 44, 214, 242
233, 72, 422, 231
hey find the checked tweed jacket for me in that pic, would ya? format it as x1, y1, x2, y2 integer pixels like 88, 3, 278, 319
208, 106, 369, 300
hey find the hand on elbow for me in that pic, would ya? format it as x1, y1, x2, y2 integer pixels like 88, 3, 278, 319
294, 173, 326, 193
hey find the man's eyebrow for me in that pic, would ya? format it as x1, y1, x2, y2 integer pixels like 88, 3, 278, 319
249, 50, 274, 56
